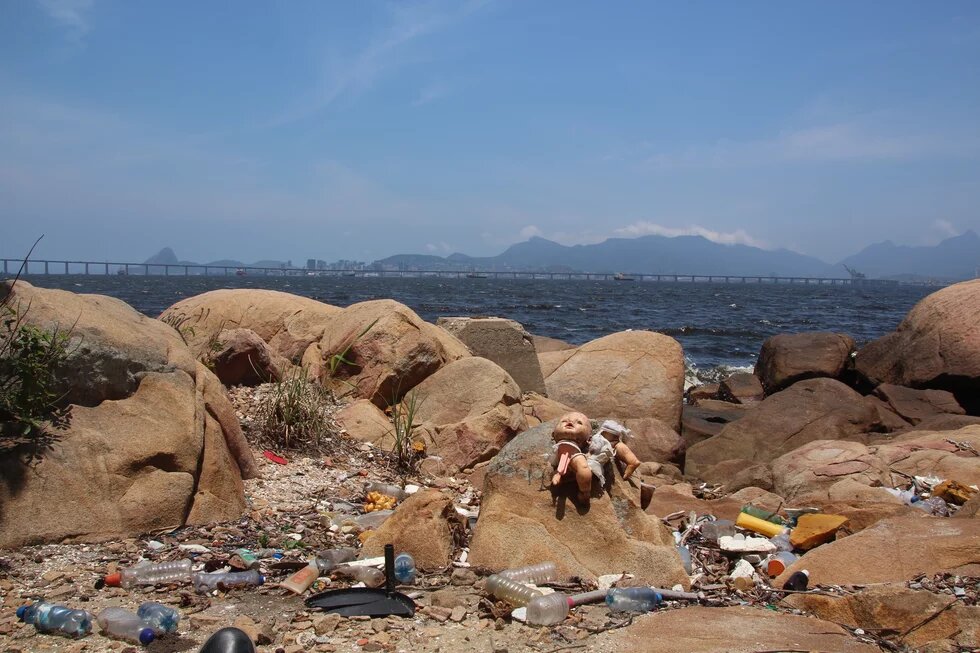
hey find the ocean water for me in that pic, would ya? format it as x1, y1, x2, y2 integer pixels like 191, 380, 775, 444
20, 275, 934, 379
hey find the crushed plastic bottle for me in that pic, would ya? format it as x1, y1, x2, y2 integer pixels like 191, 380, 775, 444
192, 570, 264, 594
393, 553, 417, 584
485, 574, 543, 607
104, 559, 193, 588
498, 562, 557, 585
676, 545, 692, 574
605, 588, 662, 613
97, 608, 155, 646
769, 531, 793, 552
281, 560, 319, 595
17, 602, 93, 638
526, 592, 570, 625
740, 504, 785, 525
330, 565, 385, 588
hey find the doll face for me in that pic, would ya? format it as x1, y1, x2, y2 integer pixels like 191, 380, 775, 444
553, 412, 591, 443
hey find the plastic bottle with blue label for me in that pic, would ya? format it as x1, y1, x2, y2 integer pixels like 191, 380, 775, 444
17, 602, 93, 638
136, 602, 180, 634
393, 553, 416, 583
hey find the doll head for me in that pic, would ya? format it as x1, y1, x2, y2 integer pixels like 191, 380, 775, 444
552, 411, 591, 445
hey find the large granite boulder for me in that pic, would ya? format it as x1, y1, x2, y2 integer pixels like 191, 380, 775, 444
685, 378, 880, 481
718, 372, 764, 404
755, 332, 856, 393
543, 331, 685, 430
334, 399, 391, 445
599, 606, 878, 653
159, 288, 340, 364
437, 317, 546, 394
618, 417, 683, 465
776, 514, 980, 586
313, 300, 470, 407
679, 400, 752, 454
856, 279, 980, 413
469, 422, 689, 587
519, 391, 573, 428
411, 357, 527, 471
0, 281, 255, 548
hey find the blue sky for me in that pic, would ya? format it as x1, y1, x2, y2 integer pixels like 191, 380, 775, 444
2, 1, 979, 264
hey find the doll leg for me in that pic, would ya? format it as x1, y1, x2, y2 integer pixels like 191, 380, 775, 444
568, 455, 593, 503
615, 442, 642, 480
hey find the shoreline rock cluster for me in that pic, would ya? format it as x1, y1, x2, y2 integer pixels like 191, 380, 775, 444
0, 277, 978, 652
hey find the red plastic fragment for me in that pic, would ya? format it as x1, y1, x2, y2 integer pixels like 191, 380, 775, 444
263, 450, 288, 465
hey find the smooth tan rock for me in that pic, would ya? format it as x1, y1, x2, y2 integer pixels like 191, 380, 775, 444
686, 378, 879, 481
0, 282, 251, 547
699, 459, 774, 492
537, 348, 576, 378
644, 483, 783, 522
790, 513, 849, 550
617, 417, 683, 465
531, 334, 575, 353
687, 383, 719, 403
543, 331, 685, 430
410, 357, 527, 471
469, 422, 688, 587
755, 331, 856, 393
335, 400, 392, 445
315, 299, 470, 407
777, 515, 980, 586
160, 288, 340, 363
437, 317, 546, 394
600, 605, 879, 653
362, 489, 462, 570
856, 279, 980, 413
771, 439, 891, 503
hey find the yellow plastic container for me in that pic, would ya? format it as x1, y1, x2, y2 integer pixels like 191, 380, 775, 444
735, 511, 786, 538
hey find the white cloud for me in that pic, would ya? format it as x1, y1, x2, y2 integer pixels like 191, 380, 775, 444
412, 81, 450, 107
933, 219, 958, 237
518, 225, 542, 239
424, 241, 454, 253
613, 222, 767, 248
36, 0, 93, 38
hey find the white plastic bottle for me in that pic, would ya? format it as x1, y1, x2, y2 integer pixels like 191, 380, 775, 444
97, 608, 155, 646
105, 560, 193, 588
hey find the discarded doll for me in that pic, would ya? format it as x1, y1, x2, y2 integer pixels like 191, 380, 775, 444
548, 412, 614, 504
596, 420, 642, 480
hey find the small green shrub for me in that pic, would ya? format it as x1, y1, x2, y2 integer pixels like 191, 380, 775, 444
385, 389, 427, 472
257, 367, 333, 450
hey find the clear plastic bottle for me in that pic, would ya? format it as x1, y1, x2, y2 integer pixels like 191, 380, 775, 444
315, 547, 357, 571
17, 602, 93, 638
393, 553, 416, 584
485, 574, 543, 607
105, 559, 193, 588
700, 519, 735, 542
97, 608, 155, 646
330, 565, 385, 588
740, 504, 785, 525
498, 562, 557, 585
676, 545, 692, 574
605, 588, 662, 613
192, 569, 264, 593
136, 602, 180, 634
526, 592, 570, 625
364, 482, 409, 500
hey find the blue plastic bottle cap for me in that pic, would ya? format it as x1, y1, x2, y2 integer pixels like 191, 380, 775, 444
139, 628, 155, 645
257, 575, 265, 585
15, 605, 27, 620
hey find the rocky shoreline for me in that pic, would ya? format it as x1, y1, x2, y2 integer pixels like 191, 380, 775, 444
0, 278, 978, 652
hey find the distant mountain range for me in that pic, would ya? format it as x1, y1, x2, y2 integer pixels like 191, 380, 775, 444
145, 231, 980, 280
375, 231, 980, 280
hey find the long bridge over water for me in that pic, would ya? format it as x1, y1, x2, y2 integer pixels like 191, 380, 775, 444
1, 257, 904, 286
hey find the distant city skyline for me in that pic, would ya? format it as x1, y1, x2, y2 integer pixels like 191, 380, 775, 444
2, 2, 979, 264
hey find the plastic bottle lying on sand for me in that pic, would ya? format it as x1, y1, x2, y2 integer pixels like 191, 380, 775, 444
498, 562, 557, 584
676, 545, 693, 574
192, 570, 264, 593
605, 588, 662, 613
315, 547, 357, 571
17, 602, 93, 638
281, 560, 320, 595
136, 602, 180, 635
97, 608, 155, 646
393, 553, 416, 584
526, 592, 571, 625
485, 574, 543, 607
330, 565, 385, 588
104, 559, 193, 588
